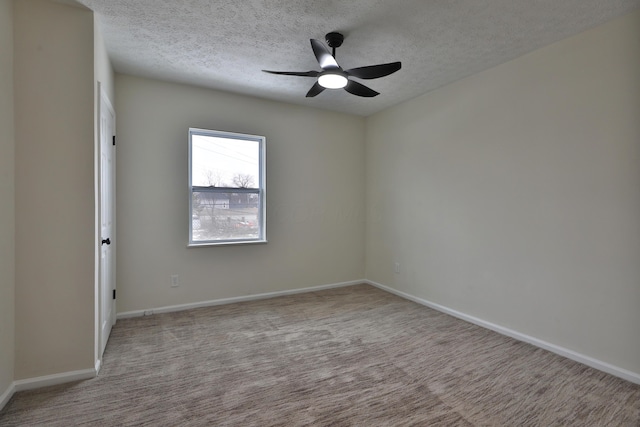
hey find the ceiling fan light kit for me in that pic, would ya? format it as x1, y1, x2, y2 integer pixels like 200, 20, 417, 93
318, 71, 348, 89
262, 32, 401, 98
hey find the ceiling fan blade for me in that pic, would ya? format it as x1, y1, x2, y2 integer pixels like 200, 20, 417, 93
305, 81, 326, 98
344, 80, 379, 97
345, 61, 402, 79
262, 70, 319, 77
310, 39, 339, 70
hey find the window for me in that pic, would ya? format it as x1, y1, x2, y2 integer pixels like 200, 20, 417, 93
189, 128, 266, 246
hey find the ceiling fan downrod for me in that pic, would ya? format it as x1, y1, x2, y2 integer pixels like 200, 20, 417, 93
325, 32, 344, 58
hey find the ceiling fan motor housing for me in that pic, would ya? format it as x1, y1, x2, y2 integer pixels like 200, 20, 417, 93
325, 32, 344, 49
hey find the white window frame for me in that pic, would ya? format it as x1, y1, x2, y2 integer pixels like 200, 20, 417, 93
188, 128, 266, 246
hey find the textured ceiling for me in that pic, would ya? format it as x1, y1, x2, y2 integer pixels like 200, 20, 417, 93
76, 0, 640, 117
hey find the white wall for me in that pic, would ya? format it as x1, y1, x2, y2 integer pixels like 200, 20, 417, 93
365, 10, 640, 375
0, 0, 15, 398
115, 75, 365, 313
14, 0, 95, 379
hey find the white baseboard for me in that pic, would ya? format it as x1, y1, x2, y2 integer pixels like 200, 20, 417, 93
366, 280, 640, 385
0, 381, 15, 412
117, 280, 363, 319
1, 364, 101, 412
13, 367, 97, 393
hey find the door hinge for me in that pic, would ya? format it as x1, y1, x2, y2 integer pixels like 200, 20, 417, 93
112, 135, 116, 146
113, 289, 116, 300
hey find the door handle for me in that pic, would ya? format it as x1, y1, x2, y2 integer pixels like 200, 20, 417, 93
101, 238, 111, 245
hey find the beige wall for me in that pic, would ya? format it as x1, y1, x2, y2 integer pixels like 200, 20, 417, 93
0, 0, 15, 396
115, 75, 365, 313
14, 0, 95, 379
365, 10, 640, 374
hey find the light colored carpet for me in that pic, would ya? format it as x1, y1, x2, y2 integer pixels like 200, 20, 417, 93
1, 284, 639, 426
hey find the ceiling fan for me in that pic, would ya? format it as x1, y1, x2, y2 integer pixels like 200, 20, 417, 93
262, 32, 401, 98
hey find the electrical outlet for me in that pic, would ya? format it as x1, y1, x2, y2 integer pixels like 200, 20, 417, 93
170, 274, 179, 287
394, 262, 400, 274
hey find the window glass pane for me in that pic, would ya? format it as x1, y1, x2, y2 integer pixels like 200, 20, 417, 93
191, 135, 259, 188
189, 128, 265, 246
192, 191, 260, 241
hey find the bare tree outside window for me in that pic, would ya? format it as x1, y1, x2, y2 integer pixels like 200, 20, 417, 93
204, 170, 227, 187
232, 173, 255, 188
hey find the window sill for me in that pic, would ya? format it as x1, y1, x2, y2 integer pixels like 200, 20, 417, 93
187, 239, 268, 248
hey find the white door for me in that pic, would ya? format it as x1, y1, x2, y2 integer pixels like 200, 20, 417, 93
99, 87, 116, 357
